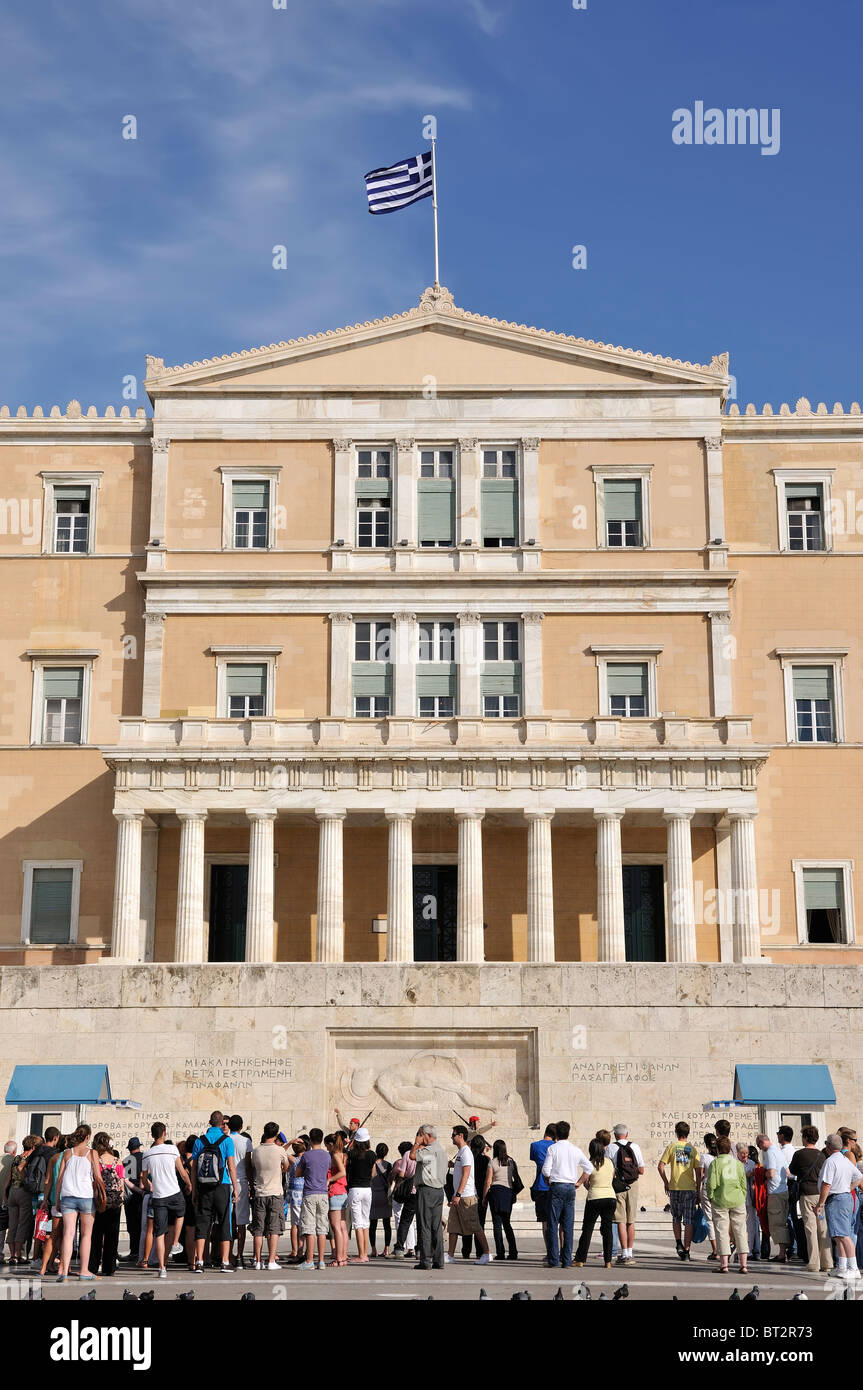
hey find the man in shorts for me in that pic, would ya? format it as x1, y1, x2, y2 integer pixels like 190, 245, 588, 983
142, 1122, 191, 1280
286, 1137, 306, 1262
658, 1121, 702, 1261
445, 1125, 490, 1266
606, 1123, 645, 1266
250, 1122, 289, 1270
191, 1110, 240, 1274
294, 1128, 330, 1270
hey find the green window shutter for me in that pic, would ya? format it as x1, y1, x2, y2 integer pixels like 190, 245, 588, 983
226, 663, 267, 697
481, 663, 522, 696
481, 479, 519, 540
30, 868, 73, 944
792, 666, 833, 701
355, 478, 392, 499
43, 668, 84, 699
352, 664, 393, 698
604, 479, 642, 521
416, 665, 457, 699
418, 480, 455, 543
803, 868, 843, 910
606, 663, 647, 697
232, 481, 269, 510
54, 485, 90, 503
785, 483, 822, 501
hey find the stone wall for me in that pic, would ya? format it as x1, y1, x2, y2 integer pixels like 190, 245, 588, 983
1, 963, 859, 1202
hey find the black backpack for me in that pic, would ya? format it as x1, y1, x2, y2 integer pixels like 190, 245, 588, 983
612, 1142, 641, 1192
196, 1133, 228, 1186
22, 1148, 49, 1197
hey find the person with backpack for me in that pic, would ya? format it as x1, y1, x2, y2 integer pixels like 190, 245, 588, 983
142, 1122, 192, 1280
658, 1121, 702, 1261
88, 1133, 126, 1277
120, 1137, 145, 1264
2, 1134, 39, 1265
605, 1123, 645, 1266
190, 1110, 240, 1274
482, 1137, 521, 1261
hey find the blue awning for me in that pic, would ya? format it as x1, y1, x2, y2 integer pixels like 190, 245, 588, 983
4, 1065, 139, 1109
732, 1065, 835, 1106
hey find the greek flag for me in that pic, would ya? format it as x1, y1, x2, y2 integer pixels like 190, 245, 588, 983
364, 152, 433, 215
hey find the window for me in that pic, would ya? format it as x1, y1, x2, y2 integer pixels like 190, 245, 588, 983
226, 663, 267, 717
483, 621, 519, 661
793, 861, 855, 945
607, 663, 648, 717
481, 449, 519, 547
232, 480, 269, 549
41, 667, 84, 743
356, 497, 391, 548
483, 694, 520, 718
481, 619, 521, 716
418, 621, 455, 663
354, 694, 390, 717
357, 449, 391, 479
418, 450, 455, 547
786, 484, 824, 552
792, 666, 835, 742
21, 861, 82, 946
354, 622, 391, 662
419, 695, 455, 718
604, 479, 643, 547
53, 486, 91, 553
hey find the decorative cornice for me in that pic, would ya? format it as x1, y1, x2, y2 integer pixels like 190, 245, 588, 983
727, 397, 862, 420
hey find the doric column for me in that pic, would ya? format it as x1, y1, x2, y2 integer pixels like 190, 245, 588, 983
525, 810, 555, 961
594, 809, 626, 962
386, 810, 415, 961
316, 809, 346, 962
730, 811, 761, 962
395, 436, 417, 547
457, 437, 482, 547
456, 810, 485, 961
664, 809, 697, 962
457, 612, 482, 717
141, 612, 166, 718
328, 612, 353, 718
175, 811, 207, 962
246, 810, 277, 963
393, 611, 418, 718
111, 810, 145, 961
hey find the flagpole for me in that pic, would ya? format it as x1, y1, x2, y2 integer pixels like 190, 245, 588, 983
431, 137, 440, 288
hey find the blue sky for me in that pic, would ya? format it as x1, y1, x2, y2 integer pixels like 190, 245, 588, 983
1, 0, 861, 411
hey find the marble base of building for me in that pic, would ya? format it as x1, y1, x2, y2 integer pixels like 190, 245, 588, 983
1, 963, 856, 1203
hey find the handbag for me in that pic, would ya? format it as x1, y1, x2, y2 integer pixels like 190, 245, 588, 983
34, 1205, 52, 1242
510, 1159, 525, 1198
690, 1203, 709, 1244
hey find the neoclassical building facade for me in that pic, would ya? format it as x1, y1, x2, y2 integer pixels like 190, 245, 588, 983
2, 285, 862, 972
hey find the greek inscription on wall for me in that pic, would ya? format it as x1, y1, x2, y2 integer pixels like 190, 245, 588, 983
571, 1061, 680, 1084
179, 1056, 294, 1091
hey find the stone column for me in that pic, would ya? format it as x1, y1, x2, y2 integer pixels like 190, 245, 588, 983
175, 811, 207, 962
393, 611, 417, 718
708, 611, 734, 718
332, 438, 354, 547
457, 437, 482, 547
111, 810, 145, 961
664, 809, 697, 962
246, 810, 277, 963
316, 810, 346, 962
521, 612, 544, 716
328, 612, 353, 718
594, 809, 626, 962
457, 613, 483, 717
730, 811, 761, 962
456, 810, 485, 961
520, 437, 541, 544
386, 810, 415, 961
141, 612, 166, 718
525, 810, 555, 961
395, 436, 417, 547
704, 436, 726, 545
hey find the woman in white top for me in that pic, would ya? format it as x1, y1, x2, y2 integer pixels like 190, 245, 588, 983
55, 1124, 105, 1283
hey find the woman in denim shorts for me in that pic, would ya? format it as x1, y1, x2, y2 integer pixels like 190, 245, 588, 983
326, 1133, 349, 1267
55, 1124, 106, 1283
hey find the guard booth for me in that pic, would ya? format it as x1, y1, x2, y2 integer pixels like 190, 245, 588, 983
706, 1064, 836, 1140
4, 1066, 140, 1146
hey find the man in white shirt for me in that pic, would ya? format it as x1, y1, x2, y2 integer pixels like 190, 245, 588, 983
606, 1123, 645, 1265
756, 1132, 791, 1263
445, 1125, 490, 1265
816, 1133, 863, 1281
142, 1122, 191, 1279
541, 1120, 592, 1268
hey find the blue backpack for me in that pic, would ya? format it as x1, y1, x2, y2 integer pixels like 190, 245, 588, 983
197, 1133, 227, 1186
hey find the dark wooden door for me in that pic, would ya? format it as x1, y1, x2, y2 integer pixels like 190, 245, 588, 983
622, 864, 666, 962
209, 864, 248, 962
412, 865, 458, 961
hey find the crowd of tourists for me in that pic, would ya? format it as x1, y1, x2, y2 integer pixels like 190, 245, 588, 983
1, 1109, 861, 1280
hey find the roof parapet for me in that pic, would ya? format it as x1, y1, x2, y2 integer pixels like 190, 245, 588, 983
727, 396, 861, 418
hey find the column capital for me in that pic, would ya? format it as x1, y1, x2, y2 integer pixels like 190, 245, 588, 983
457, 611, 482, 626
524, 808, 555, 823
458, 436, 480, 451
521, 611, 545, 625
315, 808, 347, 822
329, 611, 353, 624
143, 610, 166, 628
333, 437, 354, 452
113, 809, 146, 823
176, 809, 208, 824
395, 435, 416, 451
521, 436, 541, 451
593, 808, 625, 822
385, 808, 416, 823
662, 808, 696, 823
728, 809, 758, 823
246, 808, 278, 823
704, 435, 723, 451
708, 609, 732, 625
393, 610, 417, 625
454, 809, 485, 822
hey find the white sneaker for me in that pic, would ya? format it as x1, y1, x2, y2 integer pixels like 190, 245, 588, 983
170, 1244, 183, 1257
158, 1267, 167, 1280
252, 1260, 262, 1270
267, 1262, 281, 1271
475, 1253, 491, 1265
444, 1254, 456, 1264
846, 1268, 861, 1280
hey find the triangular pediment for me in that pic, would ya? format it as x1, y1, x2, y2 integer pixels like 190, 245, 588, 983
145, 286, 728, 394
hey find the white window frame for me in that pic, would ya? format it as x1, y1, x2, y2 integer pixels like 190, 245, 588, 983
219, 467, 281, 551
483, 693, 520, 719
418, 694, 455, 718
482, 619, 521, 663
792, 859, 855, 946
591, 464, 652, 550
771, 468, 835, 553
21, 860, 82, 946
356, 496, 391, 549
356, 447, 392, 480
40, 472, 102, 555
28, 651, 98, 745
354, 619, 393, 663
211, 647, 281, 718
776, 649, 847, 744
591, 644, 662, 718
417, 619, 456, 663
354, 694, 391, 718
481, 446, 519, 480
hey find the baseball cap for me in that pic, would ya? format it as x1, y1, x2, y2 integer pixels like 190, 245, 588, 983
128, 1137, 141, 1150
